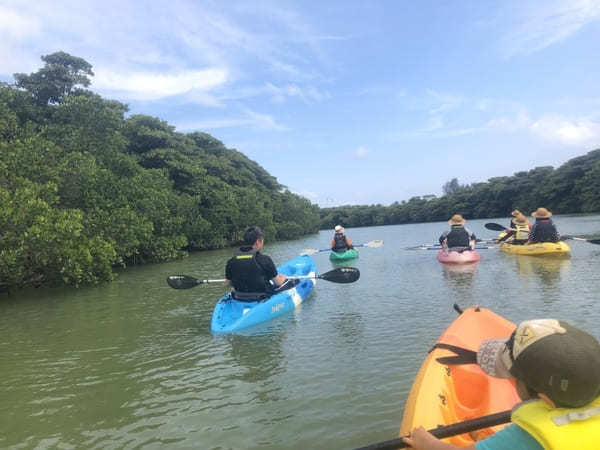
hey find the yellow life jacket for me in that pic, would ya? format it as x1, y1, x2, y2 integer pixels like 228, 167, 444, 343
511, 396, 600, 449
514, 223, 530, 241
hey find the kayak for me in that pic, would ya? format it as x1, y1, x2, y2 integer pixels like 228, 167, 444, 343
210, 255, 317, 333
437, 249, 481, 264
400, 306, 520, 446
497, 232, 571, 256
499, 241, 571, 256
329, 248, 359, 261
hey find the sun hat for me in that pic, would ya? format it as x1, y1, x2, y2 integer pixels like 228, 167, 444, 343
448, 214, 466, 226
531, 207, 552, 219
477, 319, 600, 407
334, 225, 343, 233
511, 209, 522, 217
513, 214, 529, 225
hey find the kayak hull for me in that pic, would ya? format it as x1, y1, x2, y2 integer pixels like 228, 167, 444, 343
499, 241, 571, 256
400, 306, 520, 446
210, 255, 317, 333
437, 249, 481, 264
329, 248, 359, 261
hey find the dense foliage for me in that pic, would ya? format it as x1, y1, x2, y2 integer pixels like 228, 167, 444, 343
0, 52, 320, 291
320, 149, 600, 229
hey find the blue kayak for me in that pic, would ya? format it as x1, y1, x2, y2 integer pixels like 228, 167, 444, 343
210, 255, 317, 333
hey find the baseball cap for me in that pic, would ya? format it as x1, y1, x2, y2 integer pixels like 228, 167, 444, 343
477, 319, 600, 407
334, 225, 343, 232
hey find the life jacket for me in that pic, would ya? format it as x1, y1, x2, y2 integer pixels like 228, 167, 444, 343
511, 396, 600, 449
445, 226, 471, 248
228, 248, 271, 298
514, 223, 530, 242
332, 234, 349, 252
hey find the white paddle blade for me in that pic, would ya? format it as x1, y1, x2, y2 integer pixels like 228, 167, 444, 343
365, 240, 384, 248
300, 248, 318, 255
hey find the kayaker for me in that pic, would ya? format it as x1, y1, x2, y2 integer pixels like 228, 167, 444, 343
225, 226, 292, 301
403, 319, 600, 450
528, 207, 560, 243
509, 209, 523, 229
439, 215, 476, 251
502, 213, 530, 245
331, 225, 354, 253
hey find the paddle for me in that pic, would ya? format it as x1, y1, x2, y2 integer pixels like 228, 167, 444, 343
406, 245, 496, 250
404, 239, 495, 250
300, 240, 384, 255
484, 222, 512, 232
353, 410, 512, 450
167, 267, 361, 289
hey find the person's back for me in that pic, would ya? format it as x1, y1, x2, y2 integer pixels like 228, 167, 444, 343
225, 226, 285, 301
439, 215, 476, 251
528, 208, 559, 243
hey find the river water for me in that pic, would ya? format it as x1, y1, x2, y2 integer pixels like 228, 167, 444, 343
2, 215, 600, 449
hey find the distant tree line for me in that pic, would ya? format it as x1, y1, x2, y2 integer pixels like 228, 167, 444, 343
0, 52, 320, 291
320, 149, 600, 229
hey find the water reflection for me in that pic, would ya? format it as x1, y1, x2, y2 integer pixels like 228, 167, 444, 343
513, 256, 571, 287
441, 263, 478, 305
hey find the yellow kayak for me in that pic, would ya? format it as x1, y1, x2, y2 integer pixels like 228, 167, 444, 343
497, 232, 571, 256
399, 306, 520, 446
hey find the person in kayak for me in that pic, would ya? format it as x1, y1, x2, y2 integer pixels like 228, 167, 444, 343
331, 225, 354, 253
403, 319, 600, 450
528, 207, 560, 243
225, 226, 293, 301
501, 213, 530, 245
439, 215, 476, 252
508, 209, 523, 229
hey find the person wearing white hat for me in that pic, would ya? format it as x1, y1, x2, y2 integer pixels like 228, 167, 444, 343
403, 319, 600, 449
331, 225, 354, 253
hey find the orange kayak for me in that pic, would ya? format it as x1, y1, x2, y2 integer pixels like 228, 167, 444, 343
399, 306, 520, 446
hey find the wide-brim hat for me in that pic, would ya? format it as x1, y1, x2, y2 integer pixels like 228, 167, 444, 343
477, 319, 600, 408
448, 214, 466, 225
513, 214, 529, 225
511, 209, 522, 217
532, 207, 552, 218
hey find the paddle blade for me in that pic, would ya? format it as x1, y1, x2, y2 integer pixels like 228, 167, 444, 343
167, 275, 200, 289
300, 248, 319, 255
363, 239, 384, 248
484, 222, 508, 231
318, 267, 360, 283
589, 239, 600, 245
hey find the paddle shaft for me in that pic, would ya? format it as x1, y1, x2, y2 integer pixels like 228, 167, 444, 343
353, 410, 512, 450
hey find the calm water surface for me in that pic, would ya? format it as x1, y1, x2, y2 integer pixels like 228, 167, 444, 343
2, 215, 600, 449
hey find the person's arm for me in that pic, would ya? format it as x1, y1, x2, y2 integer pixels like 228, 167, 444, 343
439, 231, 448, 246
225, 260, 233, 288
331, 238, 336, 249
345, 236, 353, 248
402, 427, 475, 450
259, 254, 287, 286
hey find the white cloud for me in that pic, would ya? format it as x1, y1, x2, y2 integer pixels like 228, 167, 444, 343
501, 0, 600, 57
177, 108, 288, 132
0, 5, 41, 40
530, 116, 600, 146
354, 146, 370, 158
92, 68, 228, 101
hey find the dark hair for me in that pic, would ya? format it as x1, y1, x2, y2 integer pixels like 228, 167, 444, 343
243, 226, 264, 245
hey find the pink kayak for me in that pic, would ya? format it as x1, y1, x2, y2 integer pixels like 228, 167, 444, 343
437, 249, 481, 264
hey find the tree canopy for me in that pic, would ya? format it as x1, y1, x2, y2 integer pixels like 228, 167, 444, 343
1, 52, 320, 291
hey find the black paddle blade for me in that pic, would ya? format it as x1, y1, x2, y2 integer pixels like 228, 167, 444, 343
484, 222, 507, 231
167, 275, 200, 289
589, 239, 600, 245
318, 267, 360, 283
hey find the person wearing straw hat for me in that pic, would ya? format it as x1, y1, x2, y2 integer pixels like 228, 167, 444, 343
509, 209, 523, 229
439, 214, 476, 251
331, 225, 354, 253
403, 319, 600, 449
528, 208, 560, 244
504, 213, 531, 245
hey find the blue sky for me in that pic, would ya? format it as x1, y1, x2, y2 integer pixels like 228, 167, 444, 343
2, 0, 600, 206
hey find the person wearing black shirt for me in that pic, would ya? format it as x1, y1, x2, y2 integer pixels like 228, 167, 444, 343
225, 226, 288, 301
528, 208, 560, 243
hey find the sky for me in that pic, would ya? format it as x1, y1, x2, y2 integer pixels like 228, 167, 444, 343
2, 0, 600, 207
